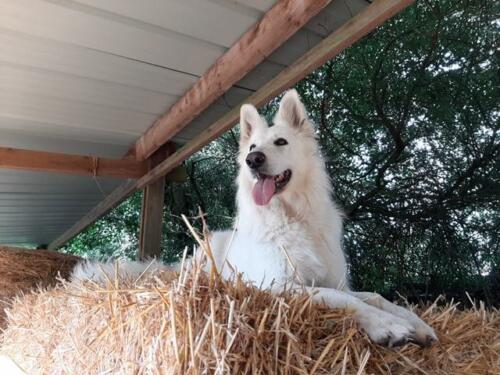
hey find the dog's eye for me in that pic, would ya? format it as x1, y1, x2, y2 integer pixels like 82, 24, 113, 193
274, 138, 288, 146
249, 144, 256, 151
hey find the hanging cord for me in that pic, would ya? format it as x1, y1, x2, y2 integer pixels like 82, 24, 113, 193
91, 156, 107, 199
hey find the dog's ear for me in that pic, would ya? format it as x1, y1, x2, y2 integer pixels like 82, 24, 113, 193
240, 104, 263, 143
277, 89, 308, 129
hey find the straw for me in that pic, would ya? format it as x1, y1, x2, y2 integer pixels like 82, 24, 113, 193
0, 246, 80, 328
0, 242, 498, 374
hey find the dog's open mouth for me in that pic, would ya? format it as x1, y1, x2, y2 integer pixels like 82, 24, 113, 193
252, 169, 292, 206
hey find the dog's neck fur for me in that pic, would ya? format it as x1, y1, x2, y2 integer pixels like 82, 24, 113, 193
234, 149, 342, 286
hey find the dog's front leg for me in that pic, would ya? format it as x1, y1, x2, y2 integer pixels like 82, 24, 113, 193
275, 284, 429, 347
347, 291, 437, 347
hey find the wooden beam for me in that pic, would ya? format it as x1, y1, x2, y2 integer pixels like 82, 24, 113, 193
48, 144, 176, 251
47, 180, 137, 250
0, 147, 147, 178
138, 144, 175, 259
132, 0, 332, 161
48, 0, 413, 249
134, 0, 415, 189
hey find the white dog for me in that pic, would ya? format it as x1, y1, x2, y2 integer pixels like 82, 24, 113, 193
206, 90, 437, 347
73, 90, 437, 347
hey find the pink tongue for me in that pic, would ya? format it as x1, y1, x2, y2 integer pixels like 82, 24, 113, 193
252, 177, 276, 206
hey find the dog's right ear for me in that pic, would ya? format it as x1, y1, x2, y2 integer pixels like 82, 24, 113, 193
239, 104, 263, 143
277, 89, 308, 129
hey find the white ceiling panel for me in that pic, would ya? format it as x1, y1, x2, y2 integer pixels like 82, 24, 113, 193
0, 0, 369, 245
73, 0, 261, 47
0, 116, 138, 150
0, 0, 225, 76
0, 62, 178, 115
229, 0, 274, 12
0, 91, 156, 134
0, 194, 107, 201
0, 29, 198, 95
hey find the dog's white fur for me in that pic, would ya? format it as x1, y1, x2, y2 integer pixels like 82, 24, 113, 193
209, 92, 347, 290
204, 90, 436, 347
71, 259, 170, 284
73, 90, 437, 347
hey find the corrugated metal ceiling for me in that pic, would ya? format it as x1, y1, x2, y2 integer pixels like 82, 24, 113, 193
0, 0, 369, 245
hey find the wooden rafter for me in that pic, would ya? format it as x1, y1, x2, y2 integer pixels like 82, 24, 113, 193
132, 0, 332, 161
47, 180, 138, 250
47, 142, 176, 251
0, 147, 147, 178
134, 0, 415, 189
48, 0, 414, 250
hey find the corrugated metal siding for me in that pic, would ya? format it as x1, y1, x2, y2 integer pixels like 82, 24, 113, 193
0, 0, 368, 245
0, 169, 122, 245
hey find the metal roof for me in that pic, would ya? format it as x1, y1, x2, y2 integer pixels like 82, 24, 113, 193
0, 0, 369, 245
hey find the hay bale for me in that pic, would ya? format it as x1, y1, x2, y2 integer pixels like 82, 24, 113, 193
0, 262, 498, 374
0, 246, 81, 328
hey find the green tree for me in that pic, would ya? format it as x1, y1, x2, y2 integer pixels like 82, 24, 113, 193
63, 192, 142, 260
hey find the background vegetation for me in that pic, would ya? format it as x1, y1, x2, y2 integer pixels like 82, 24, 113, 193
63, 0, 499, 305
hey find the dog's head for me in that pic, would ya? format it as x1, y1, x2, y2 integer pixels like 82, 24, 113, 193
238, 89, 317, 206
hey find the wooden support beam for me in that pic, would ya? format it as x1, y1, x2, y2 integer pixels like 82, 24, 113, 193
48, 144, 176, 251
48, 0, 413, 250
138, 144, 175, 260
132, 0, 332, 161
0, 147, 147, 178
139, 179, 165, 259
47, 180, 137, 250
134, 0, 415, 189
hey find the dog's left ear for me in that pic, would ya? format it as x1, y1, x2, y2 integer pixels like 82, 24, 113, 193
277, 89, 308, 129
240, 104, 264, 143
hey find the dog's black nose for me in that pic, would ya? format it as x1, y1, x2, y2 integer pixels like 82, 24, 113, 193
246, 151, 266, 170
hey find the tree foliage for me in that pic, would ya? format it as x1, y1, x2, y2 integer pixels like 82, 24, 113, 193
63, 0, 499, 305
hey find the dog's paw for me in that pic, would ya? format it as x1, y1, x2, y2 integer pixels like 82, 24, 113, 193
355, 306, 417, 347
386, 303, 438, 347
406, 314, 438, 347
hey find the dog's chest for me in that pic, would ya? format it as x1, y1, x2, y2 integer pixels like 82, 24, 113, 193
224, 218, 327, 288
223, 236, 288, 288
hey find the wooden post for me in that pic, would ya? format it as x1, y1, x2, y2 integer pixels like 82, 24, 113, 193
138, 143, 175, 260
